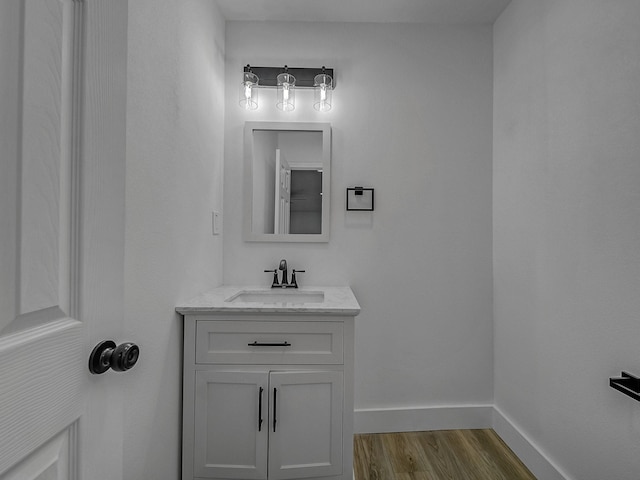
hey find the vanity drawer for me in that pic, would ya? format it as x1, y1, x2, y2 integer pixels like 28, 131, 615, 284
195, 321, 343, 365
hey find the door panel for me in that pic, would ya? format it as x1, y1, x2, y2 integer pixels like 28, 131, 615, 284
2, 0, 72, 335
0, 320, 83, 476
19, 0, 65, 316
2, 425, 76, 480
194, 371, 269, 479
269, 371, 343, 480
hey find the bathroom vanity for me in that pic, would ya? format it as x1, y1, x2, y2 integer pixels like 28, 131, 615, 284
176, 286, 360, 480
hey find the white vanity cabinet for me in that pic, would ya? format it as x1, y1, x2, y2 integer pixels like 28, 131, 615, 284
178, 287, 359, 480
193, 368, 343, 480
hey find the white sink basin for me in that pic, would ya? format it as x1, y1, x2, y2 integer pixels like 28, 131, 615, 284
226, 290, 325, 304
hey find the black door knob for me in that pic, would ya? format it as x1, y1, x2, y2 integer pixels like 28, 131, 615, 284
89, 340, 140, 375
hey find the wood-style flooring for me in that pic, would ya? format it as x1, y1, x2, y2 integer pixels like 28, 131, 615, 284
353, 429, 537, 480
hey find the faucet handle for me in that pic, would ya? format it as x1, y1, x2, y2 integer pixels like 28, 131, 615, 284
264, 269, 279, 288
290, 269, 305, 288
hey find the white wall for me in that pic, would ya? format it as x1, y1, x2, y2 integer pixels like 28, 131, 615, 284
494, 1, 640, 479
123, 1, 225, 478
223, 22, 494, 424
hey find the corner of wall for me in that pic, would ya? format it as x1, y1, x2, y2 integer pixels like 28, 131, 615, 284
492, 407, 570, 480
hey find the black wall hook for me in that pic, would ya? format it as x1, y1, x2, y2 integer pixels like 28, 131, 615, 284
609, 371, 640, 402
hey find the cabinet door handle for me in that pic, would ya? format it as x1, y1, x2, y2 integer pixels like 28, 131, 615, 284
258, 387, 264, 432
273, 387, 277, 432
248, 341, 291, 347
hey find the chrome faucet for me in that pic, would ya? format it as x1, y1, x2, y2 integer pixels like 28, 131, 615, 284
264, 259, 305, 288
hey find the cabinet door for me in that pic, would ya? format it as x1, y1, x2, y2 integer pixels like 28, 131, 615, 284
194, 371, 268, 479
268, 371, 344, 480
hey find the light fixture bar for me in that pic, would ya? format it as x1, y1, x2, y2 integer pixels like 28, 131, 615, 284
243, 65, 335, 88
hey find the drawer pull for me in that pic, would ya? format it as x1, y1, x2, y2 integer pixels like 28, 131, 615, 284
248, 341, 291, 347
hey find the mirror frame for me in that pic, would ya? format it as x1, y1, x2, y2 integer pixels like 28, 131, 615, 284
243, 121, 331, 242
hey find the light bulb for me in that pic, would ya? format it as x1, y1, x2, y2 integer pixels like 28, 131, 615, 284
276, 72, 296, 111
239, 70, 259, 110
313, 71, 332, 112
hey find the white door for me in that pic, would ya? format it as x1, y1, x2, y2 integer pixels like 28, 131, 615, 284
274, 149, 291, 234
0, 1, 128, 479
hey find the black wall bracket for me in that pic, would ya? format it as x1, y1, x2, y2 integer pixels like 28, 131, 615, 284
609, 371, 640, 402
243, 65, 335, 88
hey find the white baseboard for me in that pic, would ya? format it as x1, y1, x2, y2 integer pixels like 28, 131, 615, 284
354, 404, 494, 434
492, 407, 570, 480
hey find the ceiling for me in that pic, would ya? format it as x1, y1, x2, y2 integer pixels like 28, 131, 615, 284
214, 0, 512, 24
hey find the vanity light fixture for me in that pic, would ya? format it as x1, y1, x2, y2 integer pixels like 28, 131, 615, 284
239, 66, 259, 110
241, 65, 335, 112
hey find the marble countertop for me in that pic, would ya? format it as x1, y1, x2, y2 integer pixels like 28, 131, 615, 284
176, 285, 361, 316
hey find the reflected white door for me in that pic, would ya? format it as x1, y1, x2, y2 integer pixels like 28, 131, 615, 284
274, 149, 291, 234
0, 1, 127, 479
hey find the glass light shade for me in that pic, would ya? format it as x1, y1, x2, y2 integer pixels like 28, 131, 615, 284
313, 73, 333, 112
276, 73, 296, 111
239, 72, 259, 110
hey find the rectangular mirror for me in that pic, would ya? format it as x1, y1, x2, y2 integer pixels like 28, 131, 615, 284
244, 122, 331, 242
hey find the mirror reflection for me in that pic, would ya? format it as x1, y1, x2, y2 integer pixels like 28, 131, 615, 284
244, 122, 331, 242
